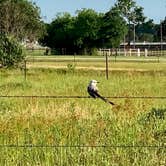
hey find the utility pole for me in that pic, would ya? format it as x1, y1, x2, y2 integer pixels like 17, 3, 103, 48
133, 22, 136, 49
128, 19, 131, 47
160, 20, 163, 52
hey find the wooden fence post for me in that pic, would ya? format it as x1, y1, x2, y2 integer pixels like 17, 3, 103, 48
105, 52, 109, 80
24, 60, 27, 81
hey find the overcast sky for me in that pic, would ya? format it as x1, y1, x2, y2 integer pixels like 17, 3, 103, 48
33, 0, 166, 23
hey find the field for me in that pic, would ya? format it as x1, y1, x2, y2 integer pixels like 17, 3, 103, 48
26, 55, 166, 71
0, 56, 166, 165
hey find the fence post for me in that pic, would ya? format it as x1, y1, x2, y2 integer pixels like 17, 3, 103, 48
138, 48, 140, 57
24, 60, 27, 81
158, 54, 160, 63
144, 49, 148, 57
73, 53, 76, 65
115, 48, 117, 62
105, 52, 109, 80
157, 47, 160, 63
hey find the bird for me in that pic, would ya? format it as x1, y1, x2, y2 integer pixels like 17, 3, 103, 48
87, 80, 115, 105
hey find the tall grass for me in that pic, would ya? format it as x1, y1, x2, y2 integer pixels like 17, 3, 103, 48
0, 68, 165, 165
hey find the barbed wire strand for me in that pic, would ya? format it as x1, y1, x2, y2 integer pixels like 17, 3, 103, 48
0, 95, 166, 99
0, 145, 165, 148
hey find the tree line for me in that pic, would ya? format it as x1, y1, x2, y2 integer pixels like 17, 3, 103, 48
41, 8, 127, 55
40, 0, 166, 54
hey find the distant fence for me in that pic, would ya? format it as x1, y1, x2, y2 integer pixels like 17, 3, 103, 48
19, 55, 166, 81
25, 48, 166, 57
99, 48, 166, 57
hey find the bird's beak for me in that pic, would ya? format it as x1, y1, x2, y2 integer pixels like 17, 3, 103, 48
97, 81, 100, 83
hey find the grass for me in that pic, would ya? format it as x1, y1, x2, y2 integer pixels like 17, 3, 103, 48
27, 61, 166, 72
26, 54, 166, 61
0, 66, 166, 165
25, 55, 166, 72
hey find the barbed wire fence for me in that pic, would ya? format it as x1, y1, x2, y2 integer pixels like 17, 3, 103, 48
1, 56, 166, 164
0, 95, 166, 165
21, 53, 166, 81
0, 144, 166, 148
0, 95, 166, 99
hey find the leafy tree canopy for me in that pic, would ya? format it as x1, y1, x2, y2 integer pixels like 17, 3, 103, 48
99, 7, 127, 48
41, 8, 127, 54
74, 9, 102, 48
115, 0, 145, 24
0, 0, 45, 41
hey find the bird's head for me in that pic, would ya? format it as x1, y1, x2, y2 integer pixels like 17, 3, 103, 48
89, 80, 99, 86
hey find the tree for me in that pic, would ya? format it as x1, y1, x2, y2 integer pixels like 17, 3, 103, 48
115, 0, 145, 45
74, 9, 102, 54
41, 10, 102, 55
0, 34, 24, 67
99, 7, 127, 48
42, 13, 76, 54
40, 7, 132, 54
0, 0, 44, 67
0, 0, 45, 41
136, 19, 157, 42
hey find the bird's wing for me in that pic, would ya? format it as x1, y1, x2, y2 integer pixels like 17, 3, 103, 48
88, 86, 115, 105
87, 86, 97, 98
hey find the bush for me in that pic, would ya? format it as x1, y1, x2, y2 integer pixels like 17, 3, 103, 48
0, 34, 24, 67
67, 63, 76, 73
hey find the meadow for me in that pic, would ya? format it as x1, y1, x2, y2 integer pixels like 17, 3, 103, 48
0, 58, 166, 165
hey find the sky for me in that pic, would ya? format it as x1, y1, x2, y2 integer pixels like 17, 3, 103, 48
33, 0, 166, 24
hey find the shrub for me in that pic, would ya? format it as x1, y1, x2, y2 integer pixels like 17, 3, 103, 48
0, 34, 24, 67
67, 63, 76, 73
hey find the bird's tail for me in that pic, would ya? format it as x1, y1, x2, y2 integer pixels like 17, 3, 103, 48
102, 97, 115, 105
108, 100, 115, 105
94, 91, 115, 105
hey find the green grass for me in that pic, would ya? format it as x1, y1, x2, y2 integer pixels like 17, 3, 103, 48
0, 68, 166, 165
